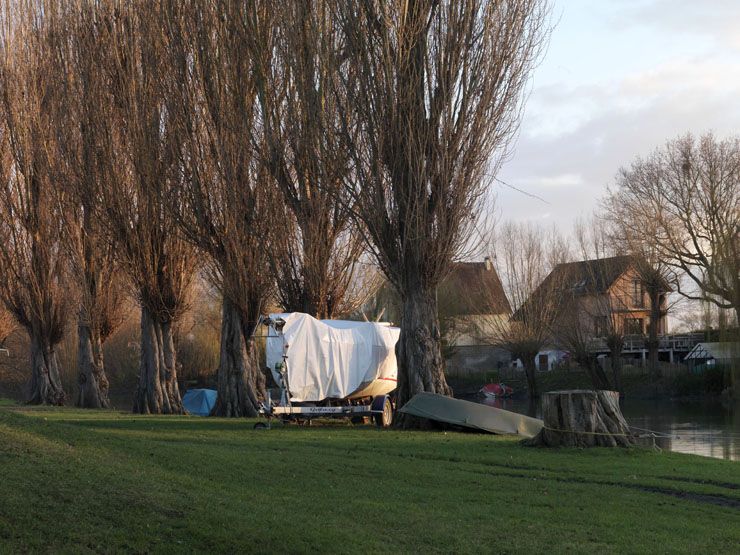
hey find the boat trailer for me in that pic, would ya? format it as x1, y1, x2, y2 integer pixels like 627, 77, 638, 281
255, 316, 394, 429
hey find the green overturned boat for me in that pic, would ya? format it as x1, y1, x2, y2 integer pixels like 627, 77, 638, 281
399, 392, 543, 438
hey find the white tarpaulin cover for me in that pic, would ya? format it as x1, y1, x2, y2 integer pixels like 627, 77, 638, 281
265, 313, 400, 402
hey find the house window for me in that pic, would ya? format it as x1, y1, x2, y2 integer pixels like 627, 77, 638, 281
538, 354, 549, 371
624, 317, 644, 335
593, 316, 608, 337
632, 279, 644, 308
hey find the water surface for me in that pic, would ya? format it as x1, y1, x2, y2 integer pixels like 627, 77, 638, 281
477, 395, 740, 461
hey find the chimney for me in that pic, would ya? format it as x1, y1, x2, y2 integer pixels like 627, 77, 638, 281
484, 256, 492, 271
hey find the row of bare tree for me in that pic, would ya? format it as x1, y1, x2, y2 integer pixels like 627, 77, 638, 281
0, 1, 550, 422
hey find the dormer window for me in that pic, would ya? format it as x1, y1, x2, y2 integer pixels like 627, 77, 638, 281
572, 279, 587, 293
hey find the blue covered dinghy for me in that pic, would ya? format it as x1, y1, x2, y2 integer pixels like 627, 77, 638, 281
183, 388, 217, 416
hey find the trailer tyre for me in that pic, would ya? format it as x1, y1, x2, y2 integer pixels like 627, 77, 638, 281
374, 397, 393, 428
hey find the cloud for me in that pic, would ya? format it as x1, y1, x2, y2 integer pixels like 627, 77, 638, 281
493, 1, 740, 231
518, 173, 585, 189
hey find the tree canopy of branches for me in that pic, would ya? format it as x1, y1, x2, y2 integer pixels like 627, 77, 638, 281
335, 0, 550, 422
577, 215, 672, 382
45, 4, 126, 408
607, 133, 740, 326
569, 219, 627, 390
0, 2, 68, 405
165, 1, 279, 417
482, 222, 568, 398
94, 1, 197, 414
253, 0, 367, 320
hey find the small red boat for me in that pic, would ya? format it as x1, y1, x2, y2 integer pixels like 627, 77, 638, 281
479, 382, 513, 399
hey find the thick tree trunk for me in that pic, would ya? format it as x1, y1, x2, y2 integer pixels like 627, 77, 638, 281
211, 296, 266, 417
526, 390, 635, 448
395, 288, 452, 428
132, 306, 183, 414
75, 317, 110, 409
27, 333, 65, 405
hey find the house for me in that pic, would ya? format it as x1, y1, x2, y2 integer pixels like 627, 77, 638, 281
351, 257, 513, 375
515, 255, 676, 363
440, 257, 511, 345
439, 257, 513, 375
540, 255, 669, 338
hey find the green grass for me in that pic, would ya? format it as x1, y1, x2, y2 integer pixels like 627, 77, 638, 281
0, 403, 738, 554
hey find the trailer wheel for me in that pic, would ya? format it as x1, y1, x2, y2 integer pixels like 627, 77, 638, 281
374, 397, 393, 428
253, 422, 268, 430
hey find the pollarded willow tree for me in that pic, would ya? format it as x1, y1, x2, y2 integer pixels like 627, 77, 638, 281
165, 1, 277, 417
252, 0, 367, 319
481, 222, 569, 399
46, 4, 126, 408
334, 0, 550, 422
94, 1, 196, 414
0, 3, 68, 405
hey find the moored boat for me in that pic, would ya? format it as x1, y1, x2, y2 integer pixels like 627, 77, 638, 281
479, 382, 513, 398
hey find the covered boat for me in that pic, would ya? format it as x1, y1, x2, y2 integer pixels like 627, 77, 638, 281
265, 313, 400, 403
479, 383, 514, 398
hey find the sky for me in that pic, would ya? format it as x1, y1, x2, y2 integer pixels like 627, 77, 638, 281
494, 0, 740, 231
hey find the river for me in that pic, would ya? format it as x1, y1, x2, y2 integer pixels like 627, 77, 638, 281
477, 395, 740, 461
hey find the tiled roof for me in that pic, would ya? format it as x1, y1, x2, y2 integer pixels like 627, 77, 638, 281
441, 260, 511, 316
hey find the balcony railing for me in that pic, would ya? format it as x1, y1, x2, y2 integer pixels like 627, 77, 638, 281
587, 333, 704, 353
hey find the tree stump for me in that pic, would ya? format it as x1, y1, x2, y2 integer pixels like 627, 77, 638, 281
526, 390, 635, 448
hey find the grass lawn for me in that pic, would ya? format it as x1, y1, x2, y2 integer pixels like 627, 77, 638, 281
0, 403, 738, 553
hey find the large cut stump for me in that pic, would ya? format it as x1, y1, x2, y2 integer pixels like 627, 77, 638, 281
526, 390, 635, 448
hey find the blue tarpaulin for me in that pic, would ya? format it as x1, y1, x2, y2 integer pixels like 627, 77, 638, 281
183, 388, 217, 416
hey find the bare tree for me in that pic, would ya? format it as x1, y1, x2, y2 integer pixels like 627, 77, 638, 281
252, 1, 366, 320
334, 0, 550, 422
0, 306, 15, 349
165, 1, 276, 417
608, 133, 739, 326
481, 222, 568, 399
571, 219, 627, 391
45, 4, 126, 408
95, 1, 196, 414
0, 2, 68, 405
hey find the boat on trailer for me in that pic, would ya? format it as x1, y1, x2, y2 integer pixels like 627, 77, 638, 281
258, 313, 399, 428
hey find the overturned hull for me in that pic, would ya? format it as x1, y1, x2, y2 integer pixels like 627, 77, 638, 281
399, 393, 544, 438
265, 313, 400, 403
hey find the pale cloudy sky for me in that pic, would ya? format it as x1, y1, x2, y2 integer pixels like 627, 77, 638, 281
495, 0, 740, 230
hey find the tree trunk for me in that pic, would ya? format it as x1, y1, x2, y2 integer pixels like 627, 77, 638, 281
132, 306, 183, 414
647, 288, 661, 380
605, 336, 624, 395
526, 390, 635, 447
582, 357, 612, 390
27, 332, 65, 405
395, 288, 452, 428
75, 317, 110, 409
522, 354, 538, 399
211, 296, 266, 417
610, 354, 623, 395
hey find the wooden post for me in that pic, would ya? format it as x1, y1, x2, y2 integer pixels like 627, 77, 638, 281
526, 390, 635, 448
